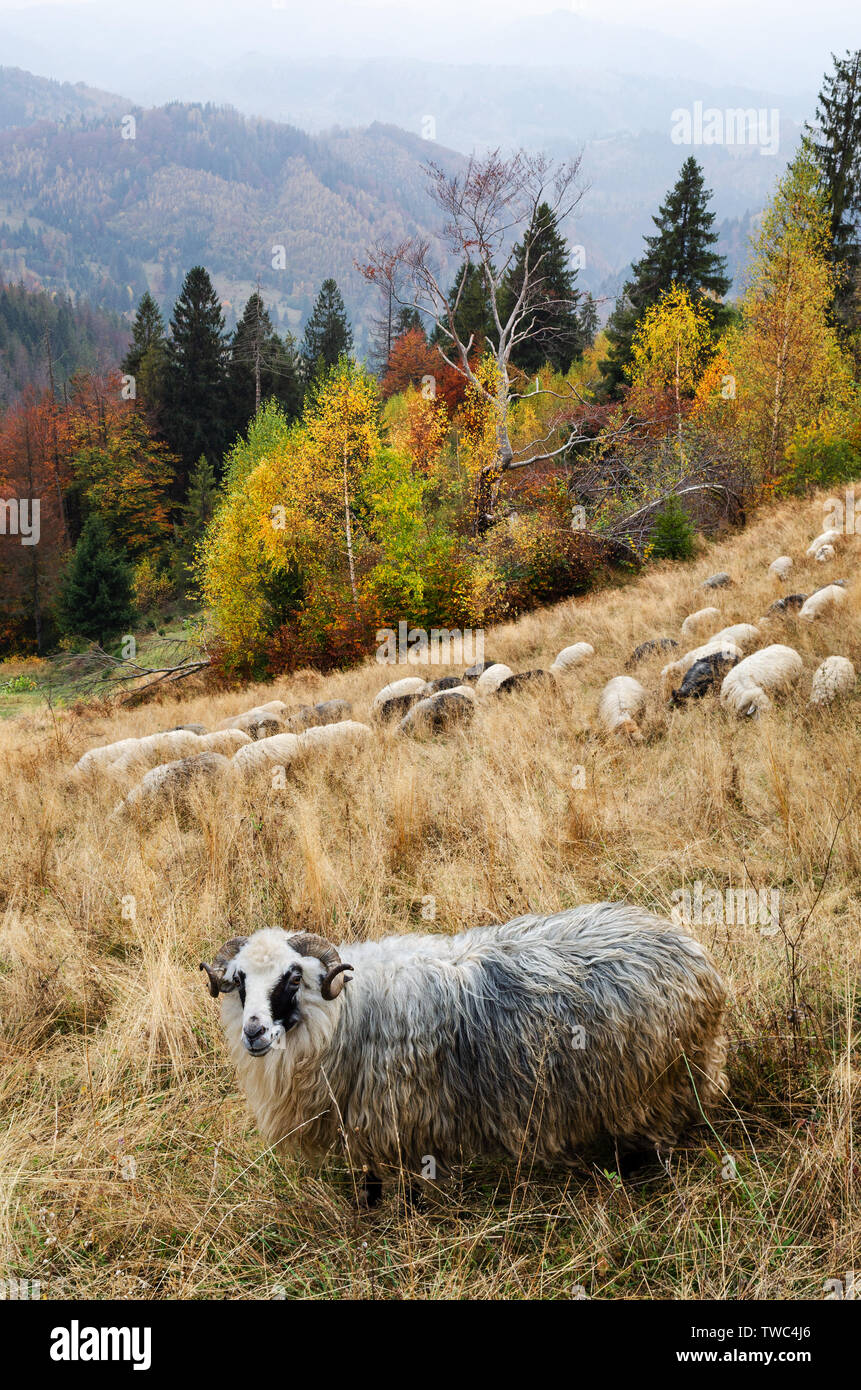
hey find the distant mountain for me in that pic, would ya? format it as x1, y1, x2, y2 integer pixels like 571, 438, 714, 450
0, 66, 126, 130
0, 91, 463, 343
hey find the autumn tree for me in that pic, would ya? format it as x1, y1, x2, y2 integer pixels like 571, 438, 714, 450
628, 286, 714, 455
726, 145, 853, 477
381, 327, 466, 412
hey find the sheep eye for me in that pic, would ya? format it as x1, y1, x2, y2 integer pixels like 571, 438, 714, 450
236, 971, 246, 1006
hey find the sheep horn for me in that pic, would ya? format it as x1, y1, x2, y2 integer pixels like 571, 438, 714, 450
287, 932, 353, 1000
200, 936, 248, 998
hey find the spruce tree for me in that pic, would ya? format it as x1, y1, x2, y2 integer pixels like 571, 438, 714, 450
162, 266, 230, 492
183, 454, 218, 545
500, 201, 584, 374
57, 514, 136, 646
228, 291, 302, 434
808, 49, 861, 330
432, 262, 495, 354
598, 158, 730, 398
122, 291, 167, 413
300, 279, 353, 379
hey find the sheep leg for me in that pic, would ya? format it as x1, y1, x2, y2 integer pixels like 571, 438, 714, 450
363, 1172, 383, 1208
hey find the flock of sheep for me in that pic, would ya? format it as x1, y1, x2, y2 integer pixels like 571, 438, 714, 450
71, 515, 856, 822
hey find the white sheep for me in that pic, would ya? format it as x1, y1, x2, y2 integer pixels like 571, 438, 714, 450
720, 644, 803, 716
475, 663, 515, 693
598, 676, 647, 740
550, 642, 595, 672
371, 677, 429, 709
232, 721, 372, 775
809, 656, 856, 707
815, 544, 836, 563
713, 623, 761, 654
216, 707, 283, 739
768, 556, 793, 579
661, 638, 744, 696
805, 529, 842, 557
799, 585, 848, 621
680, 607, 722, 640
113, 752, 233, 820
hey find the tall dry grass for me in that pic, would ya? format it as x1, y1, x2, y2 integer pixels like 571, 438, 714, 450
0, 487, 858, 1299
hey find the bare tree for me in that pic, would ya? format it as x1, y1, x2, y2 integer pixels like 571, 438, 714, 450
361, 149, 626, 530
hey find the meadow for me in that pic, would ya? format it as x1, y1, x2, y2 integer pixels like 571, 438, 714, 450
0, 486, 858, 1300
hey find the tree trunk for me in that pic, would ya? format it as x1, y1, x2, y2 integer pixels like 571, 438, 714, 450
343, 442, 358, 612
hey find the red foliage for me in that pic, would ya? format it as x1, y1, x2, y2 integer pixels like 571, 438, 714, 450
381, 329, 468, 412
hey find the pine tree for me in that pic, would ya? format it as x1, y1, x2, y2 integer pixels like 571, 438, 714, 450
57, 514, 136, 646
300, 279, 353, 380
577, 291, 600, 349
122, 291, 167, 414
598, 157, 731, 398
183, 453, 218, 545
808, 50, 861, 330
228, 291, 302, 434
650, 495, 696, 560
432, 262, 495, 355
500, 202, 584, 374
162, 266, 230, 492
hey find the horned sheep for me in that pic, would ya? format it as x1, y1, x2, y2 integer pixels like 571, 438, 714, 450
719, 644, 803, 717
201, 907, 728, 1202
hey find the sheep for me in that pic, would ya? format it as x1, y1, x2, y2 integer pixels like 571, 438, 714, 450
426, 676, 464, 693
661, 638, 743, 696
232, 721, 372, 775
712, 623, 761, 654
200, 907, 727, 1201
495, 669, 555, 695
768, 556, 793, 580
806, 529, 842, 557
216, 708, 283, 740
766, 593, 808, 615
475, 663, 515, 693
670, 650, 739, 705
702, 572, 732, 589
372, 676, 429, 709
113, 752, 232, 821
626, 637, 678, 669
598, 676, 647, 740
76, 728, 205, 777
809, 656, 856, 707
399, 690, 476, 734
799, 585, 848, 621
815, 543, 836, 563
680, 607, 722, 640
720, 644, 803, 717
462, 661, 500, 682
168, 723, 208, 735
550, 642, 594, 672
285, 699, 353, 731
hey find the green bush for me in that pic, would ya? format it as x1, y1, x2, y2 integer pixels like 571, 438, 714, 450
649, 495, 696, 560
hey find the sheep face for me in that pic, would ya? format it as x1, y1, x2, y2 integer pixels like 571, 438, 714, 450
202, 928, 350, 1058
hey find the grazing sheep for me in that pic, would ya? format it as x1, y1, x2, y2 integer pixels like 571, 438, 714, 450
296, 721, 373, 753
399, 690, 476, 734
661, 638, 743, 695
168, 723, 208, 735
768, 556, 793, 580
720, 644, 803, 717
702, 572, 732, 590
372, 676, 429, 709
195, 729, 252, 756
475, 663, 515, 693
550, 642, 595, 672
462, 661, 500, 682
426, 676, 464, 693
680, 607, 722, 640
285, 699, 353, 731
88, 729, 206, 777
114, 752, 232, 821
809, 656, 856, 707
201, 907, 727, 1199
815, 544, 836, 563
626, 637, 678, 669
598, 676, 648, 740
216, 708, 283, 739
670, 650, 740, 705
232, 720, 372, 775
806, 529, 842, 557
712, 623, 761, 654
767, 594, 808, 615
799, 585, 848, 621
495, 669, 555, 695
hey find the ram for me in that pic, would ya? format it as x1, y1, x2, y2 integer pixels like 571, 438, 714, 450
201, 907, 728, 1202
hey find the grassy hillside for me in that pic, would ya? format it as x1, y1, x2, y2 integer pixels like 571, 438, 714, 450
0, 487, 858, 1299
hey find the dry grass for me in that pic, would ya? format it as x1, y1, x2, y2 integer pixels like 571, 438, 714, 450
0, 487, 858, 1300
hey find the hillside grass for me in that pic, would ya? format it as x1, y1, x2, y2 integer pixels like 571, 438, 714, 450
0, 487, 858, 1300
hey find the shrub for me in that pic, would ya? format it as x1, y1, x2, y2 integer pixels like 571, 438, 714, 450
649, 495, 697, 560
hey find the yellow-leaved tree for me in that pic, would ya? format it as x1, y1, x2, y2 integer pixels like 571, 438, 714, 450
628, 285, 714, 457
